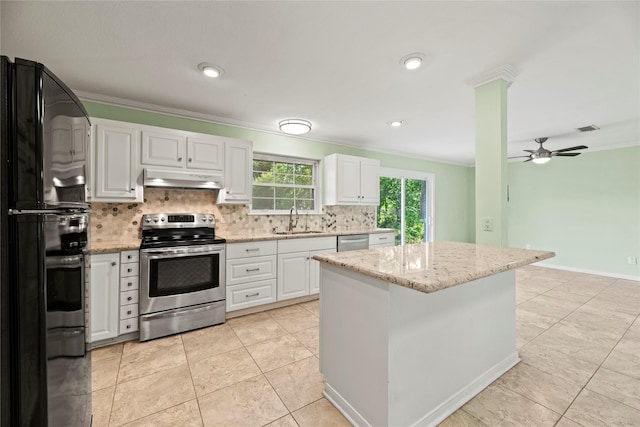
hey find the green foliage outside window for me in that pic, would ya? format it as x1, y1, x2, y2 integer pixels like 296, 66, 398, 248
252, 157, 316, 211
377, 177, 427, 245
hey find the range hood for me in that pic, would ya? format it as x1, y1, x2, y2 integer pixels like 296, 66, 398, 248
143, 168, 223, 190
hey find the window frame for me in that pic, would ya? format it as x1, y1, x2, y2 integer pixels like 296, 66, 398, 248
250, 153, 320, 214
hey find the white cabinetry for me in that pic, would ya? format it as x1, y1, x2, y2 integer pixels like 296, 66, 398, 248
51, 116, 87, 165
90, 253, 120, 342
277, 237, 336, 300
119, 251, 140, 334
226, 241, 277, 311
217, 139, 252, 204
324, 154, 380, 205
369, 232, 395, 248
141, 130, 224, 171
93, 120, 142, 202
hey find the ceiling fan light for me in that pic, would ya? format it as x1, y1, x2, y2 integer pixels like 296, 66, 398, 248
400, 53, 426, 70
279, 119, 312, 135
532, 156, 551, 164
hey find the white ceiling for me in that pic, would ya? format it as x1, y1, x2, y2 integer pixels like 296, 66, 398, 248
2, 1, 638, 165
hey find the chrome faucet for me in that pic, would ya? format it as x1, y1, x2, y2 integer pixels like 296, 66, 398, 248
288, 206, 299, 232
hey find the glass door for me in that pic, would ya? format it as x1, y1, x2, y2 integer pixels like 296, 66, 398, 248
377, 169, 434, 245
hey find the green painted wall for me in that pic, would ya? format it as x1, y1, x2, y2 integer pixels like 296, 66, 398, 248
84, 102, 474, 243
508, 146, 640, 278
474, 79, 509, 247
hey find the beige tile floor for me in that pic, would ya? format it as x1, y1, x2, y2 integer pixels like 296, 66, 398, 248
91, 266, 640, 426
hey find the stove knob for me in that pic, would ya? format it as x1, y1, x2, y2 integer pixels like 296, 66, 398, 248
153, 218, 159, 223
201, 216, 207, 222
145, 217, 151, 223
207, 216, 213, 222
160, 217, 165, 222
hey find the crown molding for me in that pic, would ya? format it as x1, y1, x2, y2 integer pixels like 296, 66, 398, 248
467, 64, 518, 88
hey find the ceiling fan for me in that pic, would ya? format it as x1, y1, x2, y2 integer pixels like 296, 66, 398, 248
511, 137, 588, 164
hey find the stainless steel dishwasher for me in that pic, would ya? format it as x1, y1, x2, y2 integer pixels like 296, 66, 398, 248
337, 234, 369, 252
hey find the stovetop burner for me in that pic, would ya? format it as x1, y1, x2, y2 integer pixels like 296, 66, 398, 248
140, 213, 225, 249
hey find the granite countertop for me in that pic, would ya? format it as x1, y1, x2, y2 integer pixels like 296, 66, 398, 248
313, 241, 555, 294
220, 228, 395, 243
90, 228, 396, 252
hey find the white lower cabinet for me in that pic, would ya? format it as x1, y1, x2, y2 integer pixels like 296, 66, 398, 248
369, 231, 396, 248
226, 241, 277, 312
277, 237, 336, 301
90, 250, 140, 343
90, 253, 120, 342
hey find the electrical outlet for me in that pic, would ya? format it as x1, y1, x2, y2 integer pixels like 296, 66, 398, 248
482, 217, 493, 232
526, 243, 531, 249
628, 256, 638, 265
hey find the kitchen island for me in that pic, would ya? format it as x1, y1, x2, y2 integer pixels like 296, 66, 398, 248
314, 241, 554, 427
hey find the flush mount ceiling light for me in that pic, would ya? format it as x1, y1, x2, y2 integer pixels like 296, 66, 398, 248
197, 63, 223, 78
279, 119, 312, 135
400, 53, 426, 70
389, 120, 403, 128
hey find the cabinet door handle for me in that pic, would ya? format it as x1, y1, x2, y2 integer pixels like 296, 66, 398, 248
127, 255, 132, 259
127, 296, 133, 301
178, 156, 183, 161
127, 282, 133, 287
246, 292, 260, 298
131, 188, 135, 191
246, 268, 260, 272
188, 158, 192, 162
126, 324, 131, 329
379, 237, 388, 240
111, 262, 117, 266
245, 248, 259, 252
127, 268, 132, 273
127, 310, 132, 315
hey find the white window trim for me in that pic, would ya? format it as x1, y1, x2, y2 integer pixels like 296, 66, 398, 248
379, 167, 435, 243
250, 153, 321, 214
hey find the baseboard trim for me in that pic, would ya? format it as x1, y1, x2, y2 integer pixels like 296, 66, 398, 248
323, 352, 520, 427
533, 262, 640, 282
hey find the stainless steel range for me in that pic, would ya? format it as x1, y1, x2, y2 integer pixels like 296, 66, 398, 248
139, 213, 226, 341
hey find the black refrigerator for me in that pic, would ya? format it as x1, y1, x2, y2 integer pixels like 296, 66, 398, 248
1, 56, 92, 426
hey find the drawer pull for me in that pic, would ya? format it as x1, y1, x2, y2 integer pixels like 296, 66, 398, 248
127, 296, 133, 301
379, 237, 388, 240
127, 268, 132, 272
245, 248, 259, 252
127, 255, 132, 259
127, 310, 132, 315
126, 324, 131, 329
246, 268, 260, 272
111, 262, 117, 266
246, 292, 260, 298
127, 282, 133, 287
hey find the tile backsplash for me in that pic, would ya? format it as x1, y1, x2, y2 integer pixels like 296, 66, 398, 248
91, 189, 377, 242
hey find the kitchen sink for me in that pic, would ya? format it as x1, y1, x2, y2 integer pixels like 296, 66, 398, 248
273, 230, 325, 235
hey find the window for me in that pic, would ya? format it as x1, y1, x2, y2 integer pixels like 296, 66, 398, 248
251, 154, 318, 213
377, 168, 435, 245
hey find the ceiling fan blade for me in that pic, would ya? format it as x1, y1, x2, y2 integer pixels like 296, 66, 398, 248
523, 149, 536, 153
553, 152, 581, 157
523, 158, 533, 162
552, 145, 588, 153
509, 155, 531, 159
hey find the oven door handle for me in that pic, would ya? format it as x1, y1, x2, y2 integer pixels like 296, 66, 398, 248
141, 303, 220, 319
142, 246, 223, 259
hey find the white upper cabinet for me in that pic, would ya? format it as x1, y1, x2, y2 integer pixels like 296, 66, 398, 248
324, 154, 380, 205
217, 139, 252, 204
141, 130, 224, 171
93, 120, 142, 202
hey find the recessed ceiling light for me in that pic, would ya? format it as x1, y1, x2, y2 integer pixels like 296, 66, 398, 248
390, 121, 403, 128
198, 63, 223, 78
279, 119, 312, 135
400, 53, 426, 70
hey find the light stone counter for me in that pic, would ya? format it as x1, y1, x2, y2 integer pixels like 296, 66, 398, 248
317, 242, 555, 426
313, 241, 554, 294
90, 239, 140, 254
220, 228, 395, 243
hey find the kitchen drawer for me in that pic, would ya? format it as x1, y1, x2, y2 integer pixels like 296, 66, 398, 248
120, 318, 139, 334
120, 250, 139, 263
120, 262, 139, 277
369, 232, 395, 247
227, 255, 276, 285
120, 290, 139, 306
120, 276, 139, 291
277, 236, 336, 254
120, 304, 139, 320
227, 279, 276, 312
227, 240, 277, 259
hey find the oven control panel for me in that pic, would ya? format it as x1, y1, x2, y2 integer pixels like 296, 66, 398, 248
142, 213, 215, 229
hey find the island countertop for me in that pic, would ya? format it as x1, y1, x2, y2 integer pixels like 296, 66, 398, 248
313, 241, 554, 294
